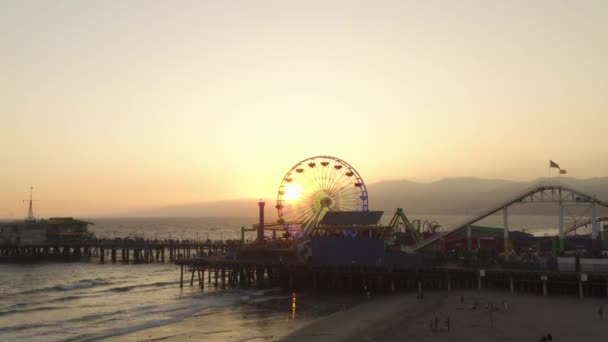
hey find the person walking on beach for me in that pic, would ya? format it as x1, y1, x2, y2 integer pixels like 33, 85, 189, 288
599, 306, 603, 320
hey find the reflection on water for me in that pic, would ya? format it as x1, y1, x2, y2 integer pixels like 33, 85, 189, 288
291, 291, 297, 320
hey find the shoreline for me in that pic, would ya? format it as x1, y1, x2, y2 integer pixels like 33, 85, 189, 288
282, 289, 608, 342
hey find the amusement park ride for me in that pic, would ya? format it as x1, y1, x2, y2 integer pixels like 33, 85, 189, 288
246, 156, 439, 250
244, 155, 608, 258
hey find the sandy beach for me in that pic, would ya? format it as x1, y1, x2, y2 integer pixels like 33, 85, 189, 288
283, 290, 608, 342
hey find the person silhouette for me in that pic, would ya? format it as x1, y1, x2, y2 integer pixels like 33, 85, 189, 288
599, 306, 604, 320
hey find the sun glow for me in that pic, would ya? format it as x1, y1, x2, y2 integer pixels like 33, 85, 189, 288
284, 183, 303, 200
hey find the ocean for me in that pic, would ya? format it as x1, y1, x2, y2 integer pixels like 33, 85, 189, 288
0, 215, 577, 341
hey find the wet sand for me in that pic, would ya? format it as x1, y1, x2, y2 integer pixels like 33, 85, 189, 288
283, 290, 608, 342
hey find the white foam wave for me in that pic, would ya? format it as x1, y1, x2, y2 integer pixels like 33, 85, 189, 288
60, 288, 282, 342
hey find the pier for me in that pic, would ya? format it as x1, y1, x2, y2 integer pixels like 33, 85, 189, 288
0, 239, 240, 263
176, 257, 608, 298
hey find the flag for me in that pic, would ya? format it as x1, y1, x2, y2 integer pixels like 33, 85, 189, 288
560, 169, 567, 175
549, 160, 560, 169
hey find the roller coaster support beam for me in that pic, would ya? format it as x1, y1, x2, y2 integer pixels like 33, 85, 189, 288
559, 189, 565, 252
591, 203, 600, 253
466, 225, 472, 251
503, 207, 509, 255
592, 203, 599, 240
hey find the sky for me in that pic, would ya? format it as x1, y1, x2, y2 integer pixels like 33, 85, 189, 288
1, 0, 607, 218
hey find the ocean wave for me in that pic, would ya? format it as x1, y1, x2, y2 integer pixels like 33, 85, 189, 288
60, 291, 246, 341
15, 278, 113, 296
1, 322, 57, 332
0, 305, 65, 317
2, 285, 286, 342
55, 279, 111, 291
104, 280, 180, 293
64, 309, 129, 323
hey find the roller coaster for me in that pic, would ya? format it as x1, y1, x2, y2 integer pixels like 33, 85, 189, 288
413, 183, 608, 251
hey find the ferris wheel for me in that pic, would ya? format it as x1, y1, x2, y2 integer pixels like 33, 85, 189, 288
276, 156, 369, 236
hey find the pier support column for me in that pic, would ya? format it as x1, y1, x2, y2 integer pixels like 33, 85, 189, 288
510, 277, 514, 293
503, 207, 509, 256
257, 201, 265, 243
100, 248, 105, 263
180, 264, 184, 288
466, 225, 472, 251
447, 277, 451, 292
591, 203, 599, 240
579, 281, 584, 298
559, 190, 565, 252
190, 266, 195, 286
541, 276, 548, 296
417, 280, 423, 299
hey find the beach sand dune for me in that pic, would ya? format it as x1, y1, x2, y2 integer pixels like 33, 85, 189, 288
283, 290, 608, 342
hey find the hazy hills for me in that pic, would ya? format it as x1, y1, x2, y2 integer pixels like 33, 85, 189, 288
368, 177, 608, 216
124, 177, 608, 219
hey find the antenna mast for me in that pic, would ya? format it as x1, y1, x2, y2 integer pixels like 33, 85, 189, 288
25, 186, 35, 221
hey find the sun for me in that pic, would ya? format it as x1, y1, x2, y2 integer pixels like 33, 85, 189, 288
284, 183, 303, 200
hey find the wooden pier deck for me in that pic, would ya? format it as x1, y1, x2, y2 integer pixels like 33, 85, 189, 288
176, 257, 608, 298
0, 239, 240, 263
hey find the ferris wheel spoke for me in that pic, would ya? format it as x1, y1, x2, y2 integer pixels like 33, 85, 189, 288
325, 165, 345, 191
301, 164, 323, 196
310, 161, 324, 192
328, 184, 358, 200
290, 203, 315, 217
306, 160, 325, 194
295, 212, 315, 224
294, 208, 317, 225
314, 162, 330, 194
298, 188, 322, 205
321, 160, 333, 190
332, 190, 358, 202
334, 193, 358, 203
289, 203, 316, 217
328, 167, 346, 192
326, 169, 352, 196
335, 195, 358, 207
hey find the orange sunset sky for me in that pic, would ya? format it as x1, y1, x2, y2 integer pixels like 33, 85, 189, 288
1, 0, 607, 217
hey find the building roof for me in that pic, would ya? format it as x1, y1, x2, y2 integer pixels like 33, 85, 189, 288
319, 211, 384, 226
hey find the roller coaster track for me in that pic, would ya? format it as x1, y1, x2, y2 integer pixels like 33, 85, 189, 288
413, 183, 608, 250
564, 216, 608, 235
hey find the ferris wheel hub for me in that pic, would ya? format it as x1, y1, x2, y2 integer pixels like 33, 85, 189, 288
320, 197, 333, 208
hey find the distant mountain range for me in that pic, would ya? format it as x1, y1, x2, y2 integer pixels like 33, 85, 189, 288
124, 177, 608, 219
